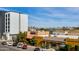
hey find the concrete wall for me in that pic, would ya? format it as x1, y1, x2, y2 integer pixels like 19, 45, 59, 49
20, 14, 28, 32
51, 34, 79, 39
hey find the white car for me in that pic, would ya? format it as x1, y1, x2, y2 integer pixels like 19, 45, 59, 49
7, 42, 13, 46
17, 42, 24, 48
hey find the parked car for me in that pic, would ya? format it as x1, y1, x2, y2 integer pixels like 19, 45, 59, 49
34, 47, 40, 51
59, 43, 65, 47
22, 44, 27, 49
1, 41, 7, 45
17, 42, 23, 48
7, 42, 13, 46
13, 42, 17, 46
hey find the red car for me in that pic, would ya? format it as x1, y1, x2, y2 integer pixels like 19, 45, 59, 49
22, 44, 27, 49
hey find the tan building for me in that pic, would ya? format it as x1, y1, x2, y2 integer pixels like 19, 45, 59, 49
27, 30, 49, 39
27, 31, 37, 39
37, 30, 49, 37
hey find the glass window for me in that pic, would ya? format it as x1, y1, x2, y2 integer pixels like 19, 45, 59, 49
6, 26, 7, 29
6, 15, 7, 18
8, 22, 10, 25
6, 23, 7, 25
6, 29, 7, 32
8, 26, 10, 28
8, 29, 10, 32
8, 14, 10, 18
30, 31, 36, 34
6, 18, 7, 22
8, 26, 10, 32
8, 18, 10, 21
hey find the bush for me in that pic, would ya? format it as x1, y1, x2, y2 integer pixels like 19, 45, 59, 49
59, 44, 70, 51
29, 37, 36, 46
75, 45, 79, 51
64, 44, 69, 51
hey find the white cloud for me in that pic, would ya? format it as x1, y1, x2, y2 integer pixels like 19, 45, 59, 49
29, 7, 79, 27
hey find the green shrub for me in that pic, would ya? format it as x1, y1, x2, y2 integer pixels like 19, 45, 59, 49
29, 37, 36, 46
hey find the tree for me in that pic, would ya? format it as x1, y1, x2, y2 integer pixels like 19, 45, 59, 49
75, 45, 79, 51
64, 44, 69, 51
29, 37, 36, 46
16, 32, 28, 43
59, 44, 72, 51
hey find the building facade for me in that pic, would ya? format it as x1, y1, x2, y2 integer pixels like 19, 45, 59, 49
27, 30, 49, 39
0, 11, 28, 40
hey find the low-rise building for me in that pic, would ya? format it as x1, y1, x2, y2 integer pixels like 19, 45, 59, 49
51, 35, 79, 39
27, 31, 37, 39
27, 30, 49, 39
37, 30, 49, 37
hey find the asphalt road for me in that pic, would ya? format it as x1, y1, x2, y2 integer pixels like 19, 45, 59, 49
0, 43, 35, 51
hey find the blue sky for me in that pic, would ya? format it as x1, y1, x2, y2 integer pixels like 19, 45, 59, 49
0, 7, 79, 28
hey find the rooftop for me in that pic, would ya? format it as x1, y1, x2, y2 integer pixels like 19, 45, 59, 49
43, 37, 65, 42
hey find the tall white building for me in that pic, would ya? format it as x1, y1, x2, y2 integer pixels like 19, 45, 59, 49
0, 11, 28, 40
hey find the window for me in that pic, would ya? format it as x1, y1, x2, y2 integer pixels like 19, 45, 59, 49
6, 23, 7, 25
6, 18, 7, 22
8, 26, 9, 28
8, 14, 10, 26
6, 29, 7, 32
6, 26, 7, 29
6, 15, 7, 18
8, 29, 10, 32
8, 14, 10, 17
8, 22, 10, 25
8, 18, 10, 21
30, 31, 36, 34
8, 26, 10, 32
6, 26, 7, 32
8, 26, 10, 28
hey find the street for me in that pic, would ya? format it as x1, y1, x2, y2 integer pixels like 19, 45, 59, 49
0, 43, 35, 51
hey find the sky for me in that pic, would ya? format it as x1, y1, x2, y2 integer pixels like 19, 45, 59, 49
0, 7, 79, 28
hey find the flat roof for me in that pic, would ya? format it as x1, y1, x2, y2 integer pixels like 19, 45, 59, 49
0, 10, 27, 15
43, 37, 65, 42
